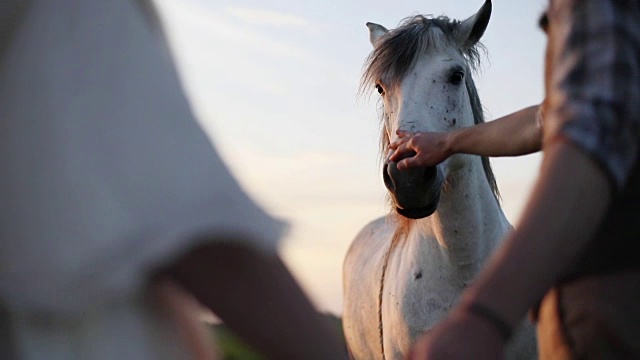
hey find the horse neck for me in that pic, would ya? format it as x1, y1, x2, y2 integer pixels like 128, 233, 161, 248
415, 155, 510, 267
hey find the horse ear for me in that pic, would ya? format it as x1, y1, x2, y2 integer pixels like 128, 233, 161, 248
457, 0, 492, 49
366, 22, 389, 47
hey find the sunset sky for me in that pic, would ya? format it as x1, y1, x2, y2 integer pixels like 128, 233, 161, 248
153, 0, 547, 316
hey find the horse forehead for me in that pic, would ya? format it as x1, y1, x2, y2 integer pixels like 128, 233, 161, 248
392, 59, 463, 104
411, 49, 465, 77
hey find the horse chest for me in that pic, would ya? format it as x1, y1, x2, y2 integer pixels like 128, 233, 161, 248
343, 213, 503, 359
380, 235, 471, 349
343, 224, 478, 359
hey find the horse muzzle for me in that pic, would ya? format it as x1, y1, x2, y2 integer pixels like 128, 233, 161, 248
383, 154, 444, 219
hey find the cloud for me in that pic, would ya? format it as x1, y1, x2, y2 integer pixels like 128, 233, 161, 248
226, 6, 311, 28
217, 143, 381, 207
155, 0, 313, 61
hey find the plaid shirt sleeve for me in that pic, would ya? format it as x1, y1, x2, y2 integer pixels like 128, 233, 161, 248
544, 0, 640, 191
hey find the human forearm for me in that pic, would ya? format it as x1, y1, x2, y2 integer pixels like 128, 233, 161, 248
449, 105, 541, 157
152, 278, 220, 360
390, 105, 542, 169
161, 243, 348, 360
458, 139, 611, 328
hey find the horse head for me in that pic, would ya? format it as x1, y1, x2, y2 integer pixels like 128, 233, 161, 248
362, 0, 495, 219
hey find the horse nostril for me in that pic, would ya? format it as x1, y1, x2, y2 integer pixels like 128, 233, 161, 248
423, 166, 437, 181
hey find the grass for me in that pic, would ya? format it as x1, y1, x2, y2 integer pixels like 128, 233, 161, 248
208, 313, 347, 360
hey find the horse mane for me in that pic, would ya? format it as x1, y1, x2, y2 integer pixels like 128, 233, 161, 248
466, 73, 501, 202
359, 14, 500, 208
360, 15, 484, 93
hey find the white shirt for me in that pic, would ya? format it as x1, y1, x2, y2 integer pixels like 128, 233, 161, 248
0, 1, 285, 358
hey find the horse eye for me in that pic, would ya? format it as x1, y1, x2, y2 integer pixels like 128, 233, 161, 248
375, 84, 385, 95
450, 71, 464, 85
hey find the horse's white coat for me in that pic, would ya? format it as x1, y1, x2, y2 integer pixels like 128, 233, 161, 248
343, 2, 537, 359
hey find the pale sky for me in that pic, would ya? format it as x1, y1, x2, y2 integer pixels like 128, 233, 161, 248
153, 0, 548, 316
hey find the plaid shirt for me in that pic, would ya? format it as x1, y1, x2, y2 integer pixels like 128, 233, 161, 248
544, 0, 640, 191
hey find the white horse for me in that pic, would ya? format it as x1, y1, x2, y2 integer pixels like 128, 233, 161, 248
342, 1, 536, 359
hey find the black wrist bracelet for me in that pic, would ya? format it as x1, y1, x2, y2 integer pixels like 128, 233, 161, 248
467, 302, 513, 341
